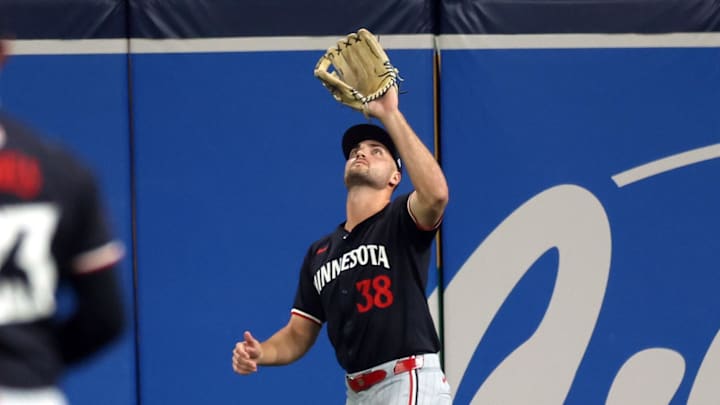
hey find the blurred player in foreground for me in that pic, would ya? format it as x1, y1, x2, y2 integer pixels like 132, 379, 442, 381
0, 35, 126, 405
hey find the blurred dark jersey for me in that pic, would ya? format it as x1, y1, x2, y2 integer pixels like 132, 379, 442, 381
0, 113, 123, 387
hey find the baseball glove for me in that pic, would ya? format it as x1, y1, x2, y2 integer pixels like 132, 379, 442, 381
314, 28, 400, 115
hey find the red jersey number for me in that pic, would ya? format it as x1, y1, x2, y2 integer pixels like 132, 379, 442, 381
355, 275, 394, 313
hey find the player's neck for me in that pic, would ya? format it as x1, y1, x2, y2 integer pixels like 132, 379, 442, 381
345, 187, 391, 232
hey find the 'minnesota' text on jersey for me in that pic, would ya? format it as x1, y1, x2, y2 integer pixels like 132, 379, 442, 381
292, 193, 440, 373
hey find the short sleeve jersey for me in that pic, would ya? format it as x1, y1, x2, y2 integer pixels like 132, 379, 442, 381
292, 193, 441, 373
0, 113, 122, 387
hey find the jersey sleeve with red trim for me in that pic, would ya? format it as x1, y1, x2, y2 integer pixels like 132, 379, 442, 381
395, 192, 439, 251
64, 168, 123, 274
291, 244, 325, 325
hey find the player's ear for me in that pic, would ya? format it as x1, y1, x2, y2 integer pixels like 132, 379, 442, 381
389, 171, 401, 187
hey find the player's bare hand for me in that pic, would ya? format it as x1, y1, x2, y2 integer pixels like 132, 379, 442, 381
232, 331, 263, 375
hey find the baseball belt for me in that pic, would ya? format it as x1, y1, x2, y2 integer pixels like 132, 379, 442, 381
346, 355, 425, 393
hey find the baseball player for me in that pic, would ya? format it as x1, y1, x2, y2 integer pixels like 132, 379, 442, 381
0, 38, 126, 404
232, 85, 453, 404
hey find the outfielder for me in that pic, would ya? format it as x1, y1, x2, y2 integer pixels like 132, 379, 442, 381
232, 29, 453, 404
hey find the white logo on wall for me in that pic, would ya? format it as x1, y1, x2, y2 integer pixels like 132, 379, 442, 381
428, 143, 720, 404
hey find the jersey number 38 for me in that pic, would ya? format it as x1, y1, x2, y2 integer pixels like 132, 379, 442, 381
355, 274, 394, 313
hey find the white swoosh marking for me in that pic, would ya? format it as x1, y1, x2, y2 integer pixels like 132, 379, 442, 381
612, 143, 720, 187
606, 348, 685, 405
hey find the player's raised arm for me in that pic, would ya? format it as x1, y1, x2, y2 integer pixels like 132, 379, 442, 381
232, 315, 321, 375
367, 87, 449, 229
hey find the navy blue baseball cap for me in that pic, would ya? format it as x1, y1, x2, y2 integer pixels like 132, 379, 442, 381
342, 124, 402, 171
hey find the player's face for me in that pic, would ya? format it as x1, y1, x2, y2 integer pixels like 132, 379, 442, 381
344, 140, 400, 190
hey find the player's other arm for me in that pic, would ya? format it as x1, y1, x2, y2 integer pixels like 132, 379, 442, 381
232, 314, 320, 375
369, 88, 449, 228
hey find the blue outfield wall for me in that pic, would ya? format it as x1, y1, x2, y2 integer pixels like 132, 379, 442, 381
1, 2, 719, 404
440, 44, 720, 404
2, 36, 719, 405
0, 54, 136, 405
131, 48, 437, 404
1, 35, 719, 405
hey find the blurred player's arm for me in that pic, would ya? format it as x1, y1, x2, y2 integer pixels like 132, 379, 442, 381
233, 315, 320, 374
55, 264, 125, 365
54, 170, 126, 365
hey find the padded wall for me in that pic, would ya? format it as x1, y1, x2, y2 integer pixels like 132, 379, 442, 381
0, 53, 136, 405
130, 47, 437, 404
439, 41, 720, 404
1, 1, 719, 404
439, 0, 720, 33
128, 0, 435, 37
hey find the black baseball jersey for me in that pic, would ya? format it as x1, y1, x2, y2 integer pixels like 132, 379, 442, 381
292, 193, 441, 373
0, 113, 124, 387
